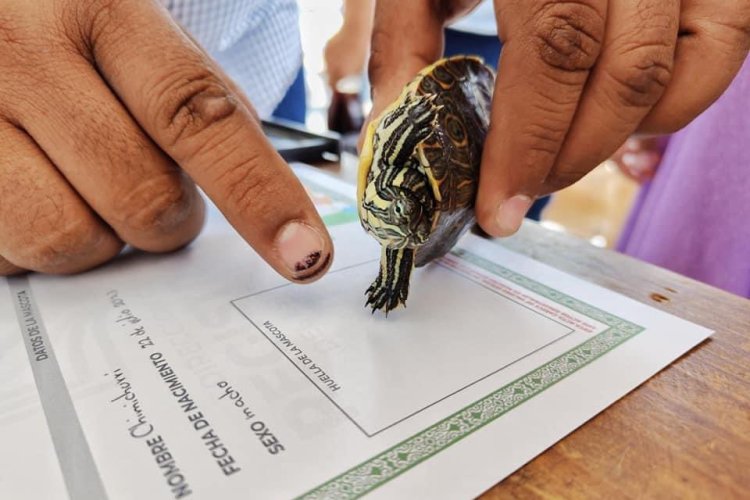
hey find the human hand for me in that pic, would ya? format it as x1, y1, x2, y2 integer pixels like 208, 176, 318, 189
611, 136, 665, 184
0, 0, 333, 281
324, 27, 370, 89
367, 0, 750, 236
324, 0, 376, 89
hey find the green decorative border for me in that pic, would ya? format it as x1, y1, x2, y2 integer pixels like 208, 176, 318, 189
299, 248, 644, 499
303, 177, 359, 227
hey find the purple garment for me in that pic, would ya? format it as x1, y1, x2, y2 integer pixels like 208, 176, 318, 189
618, 56, 750, 298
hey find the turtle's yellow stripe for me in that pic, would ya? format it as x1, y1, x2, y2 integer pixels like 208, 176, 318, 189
357, 120, 378, 221
358, 55, 487, 218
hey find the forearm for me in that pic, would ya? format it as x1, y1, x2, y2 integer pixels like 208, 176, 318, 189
341, 0, 376, 34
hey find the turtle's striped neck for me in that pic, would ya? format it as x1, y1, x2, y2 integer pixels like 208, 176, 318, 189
360, 93, 437, 248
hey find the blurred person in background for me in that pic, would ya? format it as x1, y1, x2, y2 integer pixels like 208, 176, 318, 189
324, 0, 376, 92
168, 0, 308, 124
613, 59, 750, 298
323, 0, 375, 140
169, 0, 306, 122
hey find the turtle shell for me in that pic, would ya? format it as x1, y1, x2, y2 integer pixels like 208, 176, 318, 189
358, 56, 494, 266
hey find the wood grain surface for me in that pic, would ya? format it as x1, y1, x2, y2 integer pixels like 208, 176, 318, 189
484, 223, 750, 499
313, 159, 750, 499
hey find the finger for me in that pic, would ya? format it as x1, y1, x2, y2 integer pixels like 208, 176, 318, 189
0, 256, 25, 276
11, 55, 205, 254
176, 24, 260, 121
612, 138, 661, 183
547, 0, 679, 190
617, 136, 664, 182
368, 0, 482, 117
368, 0, 446, 117
360, 0, 481, 152
620, 150, 661, 183
324, 38, 343, 88
85, 2, 332, 281
476, 0, 607, 236
641, 0, 750, 133
0, 121, 123, 274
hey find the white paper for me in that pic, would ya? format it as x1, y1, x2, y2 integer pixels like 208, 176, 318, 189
0, 165, 712, 500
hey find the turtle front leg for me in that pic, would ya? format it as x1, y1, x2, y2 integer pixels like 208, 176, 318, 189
366, 247, 416, 314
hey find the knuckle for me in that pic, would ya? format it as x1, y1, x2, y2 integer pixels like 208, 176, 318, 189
117, 172, 198, 238
699, 17, 750, 53
85, 0, 118, 33
0, 9, 89, 113
150, 70, 239, 151
533, 1, 605, 72
71, 0, 125, 54
0, 11, 27, 50
215, 154, 278, 219
606, 51, 672, 108
19, 215, 104, 273
505, 120, 568, 189
0, 11, 44, 80
0, 257, 24, 276
522, 120, 567, 157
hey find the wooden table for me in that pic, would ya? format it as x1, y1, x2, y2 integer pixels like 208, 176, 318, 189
317, 158, 750, 499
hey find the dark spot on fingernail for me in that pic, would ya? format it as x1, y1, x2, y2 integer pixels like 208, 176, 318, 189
294, 253, 331, 282
294, 251, 321, 272
650, 292, 670, 303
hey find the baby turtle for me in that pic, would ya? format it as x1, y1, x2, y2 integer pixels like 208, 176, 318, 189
358, 55, 494, 314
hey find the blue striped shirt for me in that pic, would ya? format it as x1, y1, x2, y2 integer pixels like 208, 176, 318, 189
163, 0, 302, 117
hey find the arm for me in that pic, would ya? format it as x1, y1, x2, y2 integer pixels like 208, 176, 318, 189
0, 0, 332, 281
324, 0, 377, 87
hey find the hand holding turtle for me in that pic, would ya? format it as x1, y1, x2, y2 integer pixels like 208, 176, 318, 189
0, 0, 333, 281
367, 0, 750, 237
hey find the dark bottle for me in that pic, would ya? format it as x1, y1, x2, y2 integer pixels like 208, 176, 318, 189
327, 75, 365, 136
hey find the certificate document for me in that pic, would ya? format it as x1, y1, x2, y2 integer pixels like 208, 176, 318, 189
0, 165, 711, 499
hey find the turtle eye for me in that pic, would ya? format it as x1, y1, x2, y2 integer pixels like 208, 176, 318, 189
393, 198, 413, 221
393, 200, 405, 217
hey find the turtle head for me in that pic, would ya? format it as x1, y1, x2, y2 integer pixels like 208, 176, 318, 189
358, 92, 440, 249
363, 181, 434, 248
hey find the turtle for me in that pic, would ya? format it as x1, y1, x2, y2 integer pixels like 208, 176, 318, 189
357, 55, 495, 314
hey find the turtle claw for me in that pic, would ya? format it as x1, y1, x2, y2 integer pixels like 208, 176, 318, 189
365, 279, 406, 315
365, 247, 414, 315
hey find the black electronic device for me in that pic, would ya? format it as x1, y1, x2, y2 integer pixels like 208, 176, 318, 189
261, 118, 340, 163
